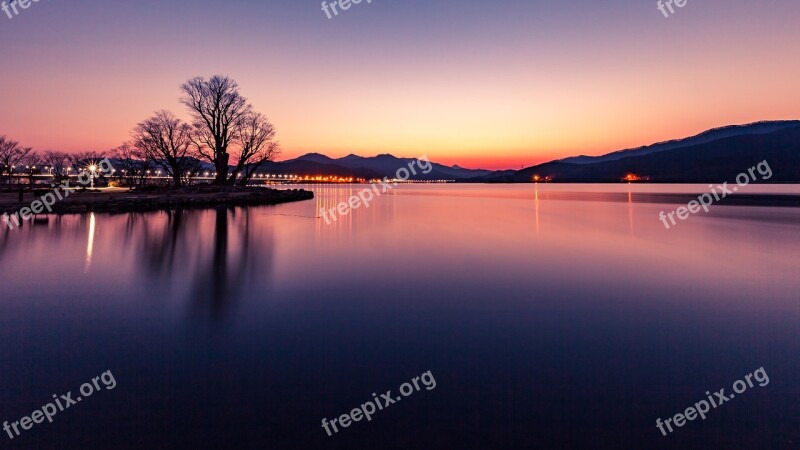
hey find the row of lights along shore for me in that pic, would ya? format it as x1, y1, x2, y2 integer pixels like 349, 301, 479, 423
3, 166, 454, 184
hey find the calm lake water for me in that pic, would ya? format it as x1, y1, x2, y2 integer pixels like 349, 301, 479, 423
2, 184, 800, 449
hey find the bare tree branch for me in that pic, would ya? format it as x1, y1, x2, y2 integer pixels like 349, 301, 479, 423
180, 75, 251, 185
42, 150, 71, 186
228, 112, 280, 185
132, 110, 195, 188
0, 136, 33, 187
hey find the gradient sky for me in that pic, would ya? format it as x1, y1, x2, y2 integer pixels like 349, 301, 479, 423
1, 0, 799, 169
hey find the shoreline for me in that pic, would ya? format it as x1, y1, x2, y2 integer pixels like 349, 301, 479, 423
0, 185, 314, 216
527, 191, 800, 208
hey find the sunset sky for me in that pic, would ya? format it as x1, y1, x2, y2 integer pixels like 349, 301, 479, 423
1, 0, 799, 169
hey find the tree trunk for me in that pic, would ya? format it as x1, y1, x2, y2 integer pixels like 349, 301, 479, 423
214, 153, 230, 185
238, 166, 256, 186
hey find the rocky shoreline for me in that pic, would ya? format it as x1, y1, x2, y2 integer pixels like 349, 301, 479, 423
0, 185, 314, 216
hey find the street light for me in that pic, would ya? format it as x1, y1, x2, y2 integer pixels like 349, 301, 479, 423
89, 165, 97, 189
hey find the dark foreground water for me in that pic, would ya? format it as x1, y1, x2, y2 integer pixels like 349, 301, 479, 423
2, 184, 800, 449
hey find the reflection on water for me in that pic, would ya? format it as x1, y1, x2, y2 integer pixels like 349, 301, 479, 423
85, 212, 96, 272
627, 184, 635, 235
2, 184, 800, 449
132, 207, 274, 321
1, 206, 274, 323
534, 183, 540, 234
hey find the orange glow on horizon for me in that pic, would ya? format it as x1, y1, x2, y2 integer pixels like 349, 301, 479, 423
2, 1, 799, 171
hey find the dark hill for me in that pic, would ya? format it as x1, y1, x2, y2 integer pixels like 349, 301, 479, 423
482, 123, 800, 183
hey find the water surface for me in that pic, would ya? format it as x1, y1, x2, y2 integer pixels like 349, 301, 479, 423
2, 184, 799, 449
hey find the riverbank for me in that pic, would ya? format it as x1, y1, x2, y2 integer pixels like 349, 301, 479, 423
0, 185, 314, 215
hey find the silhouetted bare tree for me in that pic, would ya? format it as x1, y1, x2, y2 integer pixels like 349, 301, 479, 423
67, 151, 108, 188
0, 136, 33, 187
180, 76, 251, 185
229, 112, 280, 185
133, 111, 196, 188
67, 151, 104, 172
111, 142, 149, 187
42, 150, 71, 185
21, 152, 43, 185
180, 158, 205, 186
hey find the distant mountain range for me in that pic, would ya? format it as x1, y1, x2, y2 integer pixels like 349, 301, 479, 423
478, 120, 800, 183
558, 121, 800, 165
262, 153, 493, 181
181, 120, 800, 183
